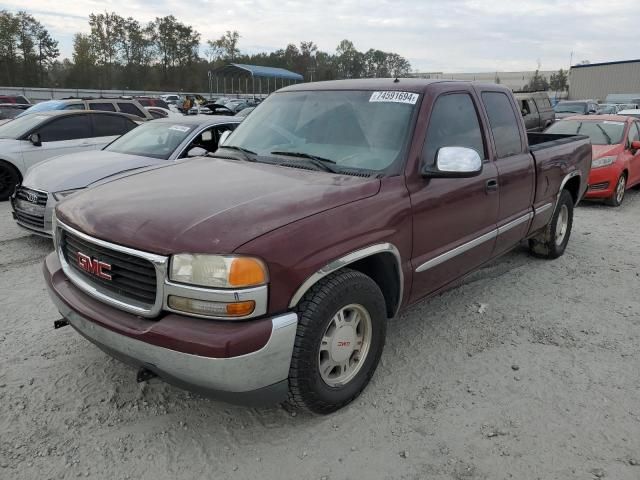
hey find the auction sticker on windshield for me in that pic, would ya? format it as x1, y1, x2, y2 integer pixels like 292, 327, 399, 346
369, 91, 419, 105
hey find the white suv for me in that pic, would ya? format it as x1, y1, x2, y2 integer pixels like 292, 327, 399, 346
0, 110, 138, 200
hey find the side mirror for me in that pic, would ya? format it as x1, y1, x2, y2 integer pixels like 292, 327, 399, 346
631, 140, 640, 152
29, 132, 42, 147
422, 147, 483, 178
588, 109, 597, 114
218, 130, 232, 146
187, 147, 208, 158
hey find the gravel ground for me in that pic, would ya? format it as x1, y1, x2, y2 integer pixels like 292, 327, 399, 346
1, 192, 639, 480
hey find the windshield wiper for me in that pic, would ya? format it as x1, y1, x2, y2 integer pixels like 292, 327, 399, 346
594, 124, 612, 144
270, 151, 339, 173
212, 145, 258, 162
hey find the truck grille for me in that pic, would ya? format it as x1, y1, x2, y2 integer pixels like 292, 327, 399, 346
60, 229, 158, 308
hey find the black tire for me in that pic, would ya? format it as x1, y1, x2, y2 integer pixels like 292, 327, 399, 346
605, 174, 626, 207
287, 269, 387, 414
528, 189, 574, 259
0, 161, 20, 201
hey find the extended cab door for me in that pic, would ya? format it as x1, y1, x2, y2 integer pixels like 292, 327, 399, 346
20, 114, 94, 170
476, 89, 535, 256
406, 88, 499, 302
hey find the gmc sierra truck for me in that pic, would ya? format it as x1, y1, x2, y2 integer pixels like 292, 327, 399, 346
44, 79, 592, 414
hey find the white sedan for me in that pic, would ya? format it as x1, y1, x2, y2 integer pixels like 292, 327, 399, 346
0, 110, 138, 200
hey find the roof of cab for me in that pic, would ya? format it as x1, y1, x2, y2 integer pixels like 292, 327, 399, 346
277, 78, 508, 93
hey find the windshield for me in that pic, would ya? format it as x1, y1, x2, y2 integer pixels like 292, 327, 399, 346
0, 114, 50, 139
17, 100, 68, 118
224, 90, 418, 172
105, 121, 197, 159
545, 119, 626, 145
554, 102, 587, 114
596, 105, 616, 114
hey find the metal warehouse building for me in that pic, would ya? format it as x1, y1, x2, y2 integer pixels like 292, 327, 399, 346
569, 59, 640, 101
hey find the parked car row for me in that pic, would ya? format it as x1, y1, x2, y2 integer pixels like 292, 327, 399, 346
11, 116, 240, 235
21, 79, 594, 414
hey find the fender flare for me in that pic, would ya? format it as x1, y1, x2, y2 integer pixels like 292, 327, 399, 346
288, 242, 403, 316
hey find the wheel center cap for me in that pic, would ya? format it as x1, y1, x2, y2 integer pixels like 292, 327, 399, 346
330, 326, 356, 363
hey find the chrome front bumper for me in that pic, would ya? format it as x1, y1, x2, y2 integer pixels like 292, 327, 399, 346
47, 279, 298, 404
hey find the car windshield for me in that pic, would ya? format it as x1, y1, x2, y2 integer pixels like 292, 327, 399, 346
554, 102, 587, 114
597, 105, 616, 114
545, 119, 626, 145
105, 121, 197, 159
17, 100, 67, 117
224, 90, 419, 172
0, 114, 49, 139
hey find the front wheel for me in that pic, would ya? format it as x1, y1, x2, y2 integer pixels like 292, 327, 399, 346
287, 269, 387, 414
605, 174, 626, 207
528, 189, 574, 259
0, 161, 20, 201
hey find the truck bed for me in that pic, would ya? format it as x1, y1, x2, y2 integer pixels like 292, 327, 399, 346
527, 132, 592, 228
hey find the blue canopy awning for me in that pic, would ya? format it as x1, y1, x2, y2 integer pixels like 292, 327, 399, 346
212, 63, 303, 81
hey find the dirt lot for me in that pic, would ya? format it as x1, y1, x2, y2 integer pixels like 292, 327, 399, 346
1, 193, 639, 480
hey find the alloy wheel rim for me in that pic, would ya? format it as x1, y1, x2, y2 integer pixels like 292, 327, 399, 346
318, 303, 372, 387
555, 204, 569, 246
616, 177, 625, 204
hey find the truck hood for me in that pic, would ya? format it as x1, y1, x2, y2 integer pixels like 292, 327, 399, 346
56, 157, 381, 255
23, 151, 167, 193
591, 144, 622, 159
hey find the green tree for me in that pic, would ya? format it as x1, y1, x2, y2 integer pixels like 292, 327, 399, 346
549, 69, 568, 92
208, 30, 240, 62
0, 11, 21, 85
524, 69, 549, 91
68, 33, 96, 88
89, 12, 124, 88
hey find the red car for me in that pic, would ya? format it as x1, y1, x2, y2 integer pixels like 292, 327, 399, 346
545, 115, 640, 206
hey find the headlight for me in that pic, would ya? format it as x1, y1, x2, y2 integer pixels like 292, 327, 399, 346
591, 156, 616, 169
53, 189, 83, 201
170, 254, 268, 288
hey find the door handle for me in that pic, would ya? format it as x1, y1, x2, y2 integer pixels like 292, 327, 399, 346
486, 179, 498, 193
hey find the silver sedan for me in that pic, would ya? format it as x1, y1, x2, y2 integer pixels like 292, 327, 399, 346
12, 116, 241, 237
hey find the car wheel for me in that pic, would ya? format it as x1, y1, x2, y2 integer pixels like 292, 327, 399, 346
287, 269, 387, 414
605, 174, 626, 206
0, 161, 20, 201
528, 189, 574, 259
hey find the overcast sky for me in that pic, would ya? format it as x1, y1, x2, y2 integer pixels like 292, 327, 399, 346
1, 0, 636, 72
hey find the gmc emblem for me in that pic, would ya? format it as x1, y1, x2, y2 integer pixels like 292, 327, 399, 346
76, 252, 112, 280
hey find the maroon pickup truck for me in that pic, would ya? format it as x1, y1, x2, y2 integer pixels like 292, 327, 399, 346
44, 79, 591, 414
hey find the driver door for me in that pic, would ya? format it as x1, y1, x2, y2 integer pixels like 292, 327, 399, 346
407, 90, 499, 302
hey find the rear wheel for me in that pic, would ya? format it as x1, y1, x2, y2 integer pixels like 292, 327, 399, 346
605, 174, 626, 207
0, 161, 20, 201
528, 189, 574, 259
287, 269, 387, 414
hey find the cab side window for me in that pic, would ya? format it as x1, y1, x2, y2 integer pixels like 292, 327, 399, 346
92, 114, 137, 137
422, 93, 486, 166
117, 102, 145, 118
482, 92, 523, 158
90, 102, 116, 112
38, 115, 92, 142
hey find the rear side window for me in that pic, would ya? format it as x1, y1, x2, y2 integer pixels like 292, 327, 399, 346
38, 115, 92, 142
117, 102, 145, 117
423, 93, 486, 164
90, 102, 116, 112
534, 96, 551, 111
482, 92, 523, 158
16, 96, 29, 104
93, 114, 136, 137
